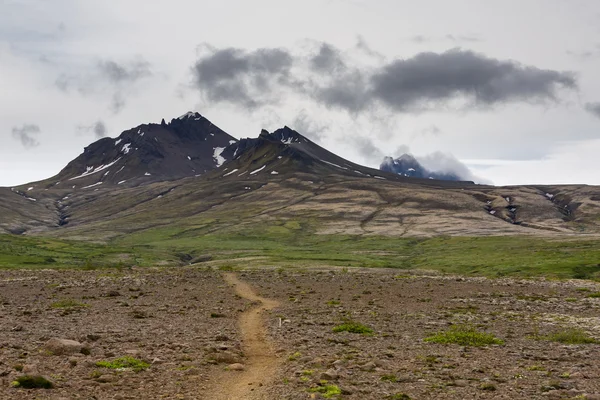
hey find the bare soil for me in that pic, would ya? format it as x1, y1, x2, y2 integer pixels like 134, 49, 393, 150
1, 267, 600, 399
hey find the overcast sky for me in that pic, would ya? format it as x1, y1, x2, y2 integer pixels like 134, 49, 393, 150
1, 0, 599, 186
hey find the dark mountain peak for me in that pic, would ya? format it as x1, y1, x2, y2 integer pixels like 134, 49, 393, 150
381, 153, 462, 181
45, 112, 238, 189
213, 126, 399, 182
175, 111, 203, 120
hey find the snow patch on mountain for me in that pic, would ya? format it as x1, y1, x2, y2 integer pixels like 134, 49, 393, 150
69, 158, 121, 180
250, 165, 266, 175
213, 147, 226, 167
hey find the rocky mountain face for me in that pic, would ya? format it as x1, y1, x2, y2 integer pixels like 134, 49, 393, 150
43, 112, 238, 190
380, 154, 462, 181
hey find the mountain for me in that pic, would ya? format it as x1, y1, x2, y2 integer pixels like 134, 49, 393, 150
33, 112, 238, 190
217, 126, 417, 181
1, 111, 600, 239
380, 154, 463, 181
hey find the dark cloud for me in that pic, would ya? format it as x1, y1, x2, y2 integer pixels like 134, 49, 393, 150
314, 69, 370, 113
11, 124, 40, 149
585, 102, 600, 119
191, 47, 293, 109
77, 120, 107, 138
310, 43, 346, 72
369, 49, 576, 112
190, 44, 577, 115
55, 57, 152, 113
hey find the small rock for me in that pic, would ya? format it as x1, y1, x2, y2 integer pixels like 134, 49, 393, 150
22, 364, 38, 374
152, 358, 163, 365
211, 351, 242, 364
96, 374, 114, 383
44, 338, 83, 355
320, 369, 338, 380
86, 334, 101, 342
361, 362, 376, 371
227, 363, 245, 371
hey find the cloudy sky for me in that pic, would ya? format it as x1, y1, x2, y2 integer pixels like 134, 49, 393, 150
1, 0, 599, 186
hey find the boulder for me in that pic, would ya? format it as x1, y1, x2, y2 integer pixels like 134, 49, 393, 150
44, 338, 83, 355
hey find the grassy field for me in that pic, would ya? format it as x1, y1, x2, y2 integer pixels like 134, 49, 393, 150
1, 218, 599, 279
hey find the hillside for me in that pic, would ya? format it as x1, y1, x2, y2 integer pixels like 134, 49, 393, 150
1, 113, 600, 242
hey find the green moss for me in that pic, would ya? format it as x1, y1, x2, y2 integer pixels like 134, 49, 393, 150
540, 328, 598, 344
95, 356, 149, 372
386, 394, 412, 400
309, 384, 342, 398
51, 299, 88, 308
11, 375, 53, 389
425, 324, 504, 347
333, 321, 374, 335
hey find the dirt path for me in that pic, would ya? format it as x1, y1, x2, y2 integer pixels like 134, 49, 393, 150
206, 273, 281, 400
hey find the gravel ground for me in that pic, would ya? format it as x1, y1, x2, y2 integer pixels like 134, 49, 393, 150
2, 267, 600, 399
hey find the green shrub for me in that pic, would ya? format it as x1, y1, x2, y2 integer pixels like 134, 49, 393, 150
424, 324, 504, 346
333, 321, 373, 335
541, 328, 598, 344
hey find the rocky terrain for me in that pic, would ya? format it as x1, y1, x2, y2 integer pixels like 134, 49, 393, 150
2, 267, 600, 399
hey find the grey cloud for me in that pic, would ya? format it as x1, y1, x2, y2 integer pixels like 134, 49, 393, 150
369, 49, 576, 112
445, 34, 481, 42
191, 47, 293, 109
410, 35, 430, 43
190, 44, 576, 115
566, 44, 600, 60
585, 102, 600, 119
97, 59, 151, 84
110, 93, 125, 114
411, 34, 481, 43
417, 151, 484, 183
315, 69, 370, 113
310, 43, 346, 72
11, 124, 40, 149
350, 136, 385, 163
354, 35, 384, 60
292, 110, 328, 142
77, 120, 107, 138
55, 57, 153, 113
